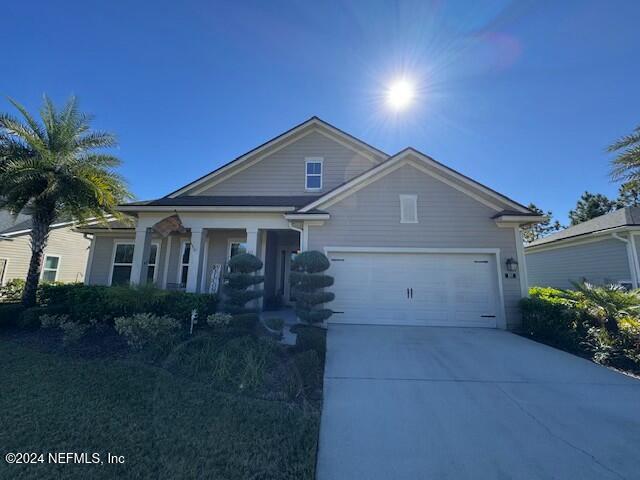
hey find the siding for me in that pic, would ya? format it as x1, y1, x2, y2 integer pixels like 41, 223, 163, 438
195, 131, 376, 196
526, 238, 631, 289
0, 226, 91, 284
306, 163, 523, 328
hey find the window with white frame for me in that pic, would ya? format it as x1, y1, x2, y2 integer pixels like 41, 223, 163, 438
228, 240, 248, 260
146, 244, 159, 284
399, 194, 418, 223
41, 255, 60, 283
111, 243, 134, 285
179, 242, 191, 288
305, 158, 323, 190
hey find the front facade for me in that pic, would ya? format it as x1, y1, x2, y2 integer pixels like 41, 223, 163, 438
82, 117, 542, 329
0, 219, 92, 286
526, 207, 640, 290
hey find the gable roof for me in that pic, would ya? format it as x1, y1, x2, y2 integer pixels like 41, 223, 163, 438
299, 147, 534, 214
526, 206, 640, 248
166, 116, 389, 198
0, 216, 75, 237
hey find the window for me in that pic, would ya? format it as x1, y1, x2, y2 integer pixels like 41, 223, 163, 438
111, 243, 134, 285
229, 241, 248, 259
0, 258, 7, 286
400, 194, 418, 223
41, 255, 60, 283
179, 241, 191, 288
146, 244, 159, 284
305, 158, 323, 190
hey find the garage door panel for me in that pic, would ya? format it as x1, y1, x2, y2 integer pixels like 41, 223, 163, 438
328, 251, 499, 328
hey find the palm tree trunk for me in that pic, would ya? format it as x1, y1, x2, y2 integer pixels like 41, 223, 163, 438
22, 217, 52, 307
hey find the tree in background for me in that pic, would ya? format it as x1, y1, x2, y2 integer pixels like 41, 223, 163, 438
609, 124, 640, 189
521, 203, 563, 244
568, 191, 616, 226
615, 181, 640, 208
0, 96, 131, 306
290, 251, 334, 324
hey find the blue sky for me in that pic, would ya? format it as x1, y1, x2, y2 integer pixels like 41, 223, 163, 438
1, 0, 639, 223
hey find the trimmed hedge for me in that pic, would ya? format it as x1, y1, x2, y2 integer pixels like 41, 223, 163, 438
36, 284, 218, 327
222, 253, 264, 330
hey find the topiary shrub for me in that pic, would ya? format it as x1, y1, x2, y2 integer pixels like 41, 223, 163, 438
222, 253, 264, 330
290, 251, 334, 324
291, 324, 327, 361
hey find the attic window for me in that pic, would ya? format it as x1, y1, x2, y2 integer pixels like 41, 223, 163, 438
400, 195, 418, 223
305, 158, 323, 191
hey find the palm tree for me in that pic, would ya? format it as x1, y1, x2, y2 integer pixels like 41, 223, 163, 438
569, 282, 640, 334
0, 96, 131, 306
609, 125, 640, 187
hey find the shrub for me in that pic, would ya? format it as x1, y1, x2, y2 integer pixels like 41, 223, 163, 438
291, 324, 327, 361
292, 350, 322, 394
114, 313, 181, 352
39, 313, 70, 329
207, 312, 233, 327
18, 306, 47, 329
290, 251, 334, 324
0, 303, 25, 328
264, 317, 284, 332
520, 295, 581, 352
59, 321, 90, 347
0, 278, 25, 302
222, 253, 264, 329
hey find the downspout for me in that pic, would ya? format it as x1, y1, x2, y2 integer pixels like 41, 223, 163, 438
612, 233, 639, 288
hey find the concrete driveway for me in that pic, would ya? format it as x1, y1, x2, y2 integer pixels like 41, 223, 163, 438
316, 325, 640, 480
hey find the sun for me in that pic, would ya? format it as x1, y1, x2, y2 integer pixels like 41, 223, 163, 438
386, 79, 415, 111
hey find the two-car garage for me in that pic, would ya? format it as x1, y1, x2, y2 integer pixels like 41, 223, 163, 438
326, 249, 503, 328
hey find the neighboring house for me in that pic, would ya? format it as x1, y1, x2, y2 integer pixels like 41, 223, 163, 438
80, 117, 543, 330
0, 216, 93, 286
526, 206, 640, 290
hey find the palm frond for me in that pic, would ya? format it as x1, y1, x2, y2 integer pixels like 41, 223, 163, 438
609, 145, 640, 181
607, 126, 640, 152
7, 97, 47, 143
74, 132, 117, 151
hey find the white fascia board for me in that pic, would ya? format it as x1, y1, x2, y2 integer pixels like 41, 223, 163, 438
524, 227, 640, 253
494, 215, 547, 226
118, 205, 297, 213
283, 213, 330, 220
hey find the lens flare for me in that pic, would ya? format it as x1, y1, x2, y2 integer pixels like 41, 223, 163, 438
386, 79, 415, 111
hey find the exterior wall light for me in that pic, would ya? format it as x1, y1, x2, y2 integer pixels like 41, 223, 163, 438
506, 257, 518, 272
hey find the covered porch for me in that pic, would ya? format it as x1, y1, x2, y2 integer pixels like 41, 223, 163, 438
126, 212, 304, 303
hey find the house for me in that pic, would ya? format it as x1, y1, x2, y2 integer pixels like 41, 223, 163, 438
80, 117, 543, 329
0, 215, 93, 286
525, 206, 640, 290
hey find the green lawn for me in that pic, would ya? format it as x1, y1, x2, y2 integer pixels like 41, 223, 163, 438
0, 339, 320, 479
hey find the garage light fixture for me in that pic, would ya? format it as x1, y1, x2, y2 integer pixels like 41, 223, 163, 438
505, 257, 518, 272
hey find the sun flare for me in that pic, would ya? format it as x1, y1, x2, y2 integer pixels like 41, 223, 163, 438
386, 79, 415, 111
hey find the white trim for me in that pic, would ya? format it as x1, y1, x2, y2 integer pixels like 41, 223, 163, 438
41, 254, 61, 282
305, 157, 324, 192
161, 235, 173, 288
324, 246, 502, 255
200, 232, 210, 291
118, 205, 297, 213
514, 227, 529, 297
3, 215, 117, 237
399, 194, 418, 224
494, 215, 546, 225
83, 236, 96, 285
283, 213, 330, 221
170, 119, 386, 197
300, 149, 528, 213
109, 239, 160, 286
323, 246, 506, 329
0, 257, 9, 286
628, 233, 640, 289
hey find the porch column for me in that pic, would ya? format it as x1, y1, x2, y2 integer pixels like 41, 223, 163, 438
186, 228, 206, 293
246, 228, 259, 255
130, 228, 152, 285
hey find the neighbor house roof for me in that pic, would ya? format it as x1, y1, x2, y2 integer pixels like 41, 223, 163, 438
526, 206, 640, 248
0, 216, 75, 236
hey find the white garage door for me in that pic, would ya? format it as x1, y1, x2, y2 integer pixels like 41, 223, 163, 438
327, 251, 500, 328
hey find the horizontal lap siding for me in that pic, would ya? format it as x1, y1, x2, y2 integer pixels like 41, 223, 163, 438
0, 226, 91, 284
526, 238, 630, 289
197, 132, 376, 196
307, 164, 522, 328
